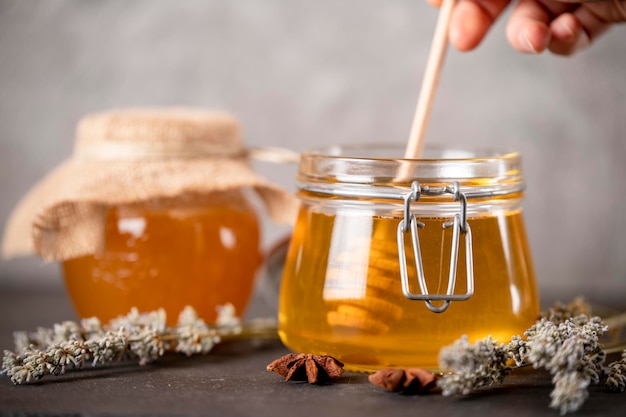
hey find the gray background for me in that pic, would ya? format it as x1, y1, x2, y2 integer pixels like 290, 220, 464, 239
0, 0, 625, 305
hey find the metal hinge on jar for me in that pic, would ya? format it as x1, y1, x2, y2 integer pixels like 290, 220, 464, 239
397, 181, 474, 313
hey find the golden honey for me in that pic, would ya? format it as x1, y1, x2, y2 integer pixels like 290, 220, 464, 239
277, 144, 540, 371
62, 191, 261, 325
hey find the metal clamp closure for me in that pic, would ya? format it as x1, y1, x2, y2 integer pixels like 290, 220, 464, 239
397, 181, 474, 313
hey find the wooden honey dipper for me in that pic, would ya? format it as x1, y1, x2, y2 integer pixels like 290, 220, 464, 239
325, 238, 405, 334
326, 0, 456, 334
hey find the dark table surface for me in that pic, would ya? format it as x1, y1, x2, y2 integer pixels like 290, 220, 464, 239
1, 288, 625, 417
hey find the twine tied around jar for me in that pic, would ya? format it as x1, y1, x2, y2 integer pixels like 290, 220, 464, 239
2, 108, 299, 261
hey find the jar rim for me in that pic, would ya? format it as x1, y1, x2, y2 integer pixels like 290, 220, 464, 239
301, 143, 520, 163
297, 143, 525, 199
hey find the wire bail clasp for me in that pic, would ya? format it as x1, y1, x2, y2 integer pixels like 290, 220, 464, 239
396, 181, 474, 313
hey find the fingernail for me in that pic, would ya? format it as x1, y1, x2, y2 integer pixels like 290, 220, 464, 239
562, 21, 575, 40
520, 30, 538, 53
553, 19, 576, 41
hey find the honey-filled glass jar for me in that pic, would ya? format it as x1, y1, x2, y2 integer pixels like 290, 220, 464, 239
2, 108, 297, 325
62, 191, 261, 324
278, 144, 539, 371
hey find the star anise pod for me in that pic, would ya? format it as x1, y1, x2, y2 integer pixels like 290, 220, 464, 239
368, 368, 437, 395
266, 353, 344, 384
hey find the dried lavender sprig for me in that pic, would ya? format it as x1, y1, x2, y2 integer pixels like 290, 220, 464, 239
437, 335, 511, 396
173, 306, 221, 356
520, 315, 607, 415
606, 350, 626, 393
541, 297, 591, 324
437, 311, 609, 415
1, 304, 275, 385
13, 317, 107, 353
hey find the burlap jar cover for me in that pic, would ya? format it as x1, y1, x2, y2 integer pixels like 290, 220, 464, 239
2, 108, 299, 261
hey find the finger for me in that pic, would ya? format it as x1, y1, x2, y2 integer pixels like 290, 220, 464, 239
572, 5, 612, 43
610, 0, 626, 22
449, 0, 511, 51
547, 13, 589, 55
428, 0, 444, 7
547, 4, 614, 56
506, 0, 553, 53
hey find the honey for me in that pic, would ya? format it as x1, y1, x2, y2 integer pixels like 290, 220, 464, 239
279, 208, 538, 371
277, 144, 540, 371
62, 191, 261, 325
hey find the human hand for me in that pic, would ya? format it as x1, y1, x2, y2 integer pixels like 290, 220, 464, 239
428, 0, 626, 55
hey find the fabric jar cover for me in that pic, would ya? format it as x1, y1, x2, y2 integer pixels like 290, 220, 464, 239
2, 108, 298, 261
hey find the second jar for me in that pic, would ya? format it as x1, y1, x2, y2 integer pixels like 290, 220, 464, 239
278, 144, 539, 371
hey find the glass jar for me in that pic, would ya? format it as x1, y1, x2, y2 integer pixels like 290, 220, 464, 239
62, 190, 262, 325
278, 144, 539, 371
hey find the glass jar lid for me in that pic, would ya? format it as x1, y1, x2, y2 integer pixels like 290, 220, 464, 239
297, 143, 525, 202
